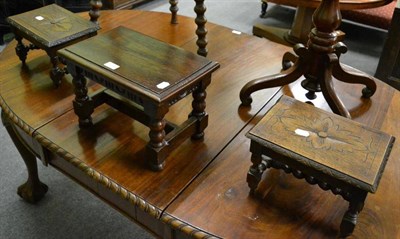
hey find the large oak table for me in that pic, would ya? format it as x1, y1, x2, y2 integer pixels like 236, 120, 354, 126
0, 10, 399, 238
254, 0, 393, 45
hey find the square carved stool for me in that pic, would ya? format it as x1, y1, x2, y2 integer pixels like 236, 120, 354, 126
58, 26, 219, 171
246, 95, 395, 237
7, 4, 99, 87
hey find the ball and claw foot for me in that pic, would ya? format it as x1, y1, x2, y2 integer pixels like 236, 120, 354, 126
17, 181, 48, 204
362, 87, 374, 98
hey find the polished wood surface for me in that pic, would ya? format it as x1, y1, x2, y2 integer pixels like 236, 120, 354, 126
1, 10, 399, 239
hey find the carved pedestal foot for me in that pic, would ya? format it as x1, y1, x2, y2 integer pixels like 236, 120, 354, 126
361, 87, 374, 98
240, 59, 305, 106
17, 181, 48, 204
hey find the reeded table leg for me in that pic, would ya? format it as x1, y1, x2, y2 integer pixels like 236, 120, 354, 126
1, 111, 48, 203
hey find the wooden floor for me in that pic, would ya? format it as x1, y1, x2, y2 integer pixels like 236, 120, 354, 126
0, 10, 399, 239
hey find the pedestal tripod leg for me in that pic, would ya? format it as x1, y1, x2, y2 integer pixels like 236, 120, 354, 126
331, 49, 377, 98
1, 111, 48, 203
319, 55, 351, 118
240, 60, 305, 105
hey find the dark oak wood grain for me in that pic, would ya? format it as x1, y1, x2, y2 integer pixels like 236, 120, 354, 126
0, 9, 398, 239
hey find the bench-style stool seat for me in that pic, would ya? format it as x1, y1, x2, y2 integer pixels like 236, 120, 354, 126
58, 26, 219, 171
7, 4, 100, 87
246, 95, 395, 237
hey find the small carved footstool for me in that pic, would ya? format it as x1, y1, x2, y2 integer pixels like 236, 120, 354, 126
7, 4, 99, 87
246, 95, 395, 237
58, 26, 219, 171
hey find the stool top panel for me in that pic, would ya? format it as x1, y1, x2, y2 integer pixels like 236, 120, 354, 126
7, 4, 99, 48
247, 96, 395, 192
60, 26, 219, 98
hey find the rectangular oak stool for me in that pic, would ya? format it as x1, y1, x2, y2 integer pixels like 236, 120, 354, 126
7, 4, 99, 87
58, 26, 219, 171
246, 95, 395, 237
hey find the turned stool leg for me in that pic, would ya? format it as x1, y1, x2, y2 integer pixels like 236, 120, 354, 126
89, 0, 102, 24
15, 35, 28, 64
190, 84, 208, 140
71, 69, 94, 128
340, 191, 367, 237
169, 0, 178, 24
1, 111, 48, 203
194, 0, 208, 57
147, 117, 167, 171
247, 153, 264, 193
47, 50, 64, 87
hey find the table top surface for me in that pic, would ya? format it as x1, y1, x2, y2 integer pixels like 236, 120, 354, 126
1, 10, 399, 239
248, 95, 395, 192
58, 26, 218, 98
7, 4, 99, 47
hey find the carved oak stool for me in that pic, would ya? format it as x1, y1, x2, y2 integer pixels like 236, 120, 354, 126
246, 95, 395, 237
58, 26, 219, 171
7, 4, 100, 87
